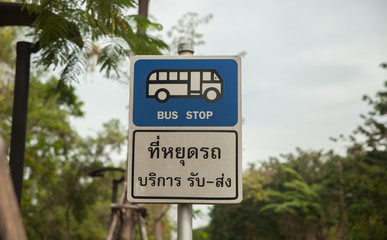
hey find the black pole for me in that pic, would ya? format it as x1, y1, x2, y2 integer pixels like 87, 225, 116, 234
9, 41, 35, 205
112, 180, 119, 204
111, 176, 124, 222
112, 176, 124, 204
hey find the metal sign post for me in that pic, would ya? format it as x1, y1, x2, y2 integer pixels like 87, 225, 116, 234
177, 44, 194, 240
127, 43, 242, 239
178, 203, 193, 240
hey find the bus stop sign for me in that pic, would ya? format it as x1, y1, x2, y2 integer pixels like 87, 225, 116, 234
132, 56, 239, 127
128, 55, 242, 204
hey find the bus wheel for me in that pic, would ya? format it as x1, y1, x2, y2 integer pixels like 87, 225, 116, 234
204, 88, 220, 103
155, 89, 170, 103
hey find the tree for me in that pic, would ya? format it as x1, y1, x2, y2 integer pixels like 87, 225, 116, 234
165, 12, 213, 54
209, 151, 346, 240
1, 1, 171, 238
342, 68, 387, 239
209, 163, 277, 240
193, 226, 210, 240
1, 5, 216, 239
208, 68, 387, 240
15, 0, 168, 83
260, 165, 325, 240
355, 67, 387, 152
1, 26, 133, 239
17, 78, 129, 239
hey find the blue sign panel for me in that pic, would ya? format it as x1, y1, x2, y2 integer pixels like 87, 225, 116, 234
132, 57, 239, 127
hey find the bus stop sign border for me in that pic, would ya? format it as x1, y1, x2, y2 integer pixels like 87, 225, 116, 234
128, 55, 242, 204
131, 56, 239, 127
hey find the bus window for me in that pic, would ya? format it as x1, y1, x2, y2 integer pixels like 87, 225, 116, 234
149, 72, 157, 81
191, 72, 201, 91
203, 72, 211, 81
170, 72, 178, 80
159, 72, 167, 81
214, 73, 220, 81
180, 72, 188, 81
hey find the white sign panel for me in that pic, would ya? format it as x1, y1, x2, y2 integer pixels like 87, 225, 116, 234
127, 55, 242, 204
130, 130, 238, 201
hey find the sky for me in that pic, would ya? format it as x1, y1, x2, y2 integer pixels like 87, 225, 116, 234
71, 0, 387, 229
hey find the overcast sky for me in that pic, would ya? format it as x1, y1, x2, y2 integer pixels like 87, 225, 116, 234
71, 0, 387, 228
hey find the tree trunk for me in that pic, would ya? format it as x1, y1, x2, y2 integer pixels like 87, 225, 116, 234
137, 0, 149, 35
0, 135, 7, 163
338, 160, 347, 240
138, 210, 149, 240
107, 182, 128, 240
119, 199, 136, 240
0, 134, 28, 240
153, 205, 170, 240
154, 220, 163, 240
65, 204, 72, 240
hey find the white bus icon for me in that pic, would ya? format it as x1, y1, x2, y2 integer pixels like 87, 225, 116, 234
146, 69, 224, 103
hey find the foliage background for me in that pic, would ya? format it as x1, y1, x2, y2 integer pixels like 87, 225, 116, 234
1, 0, 386, 239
